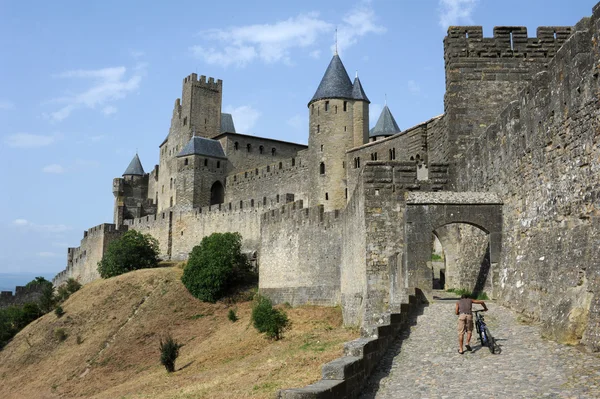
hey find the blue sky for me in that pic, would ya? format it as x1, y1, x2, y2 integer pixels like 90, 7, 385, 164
0, 0, 594, 286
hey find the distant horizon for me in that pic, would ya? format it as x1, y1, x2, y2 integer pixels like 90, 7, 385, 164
0, 273, 56, 293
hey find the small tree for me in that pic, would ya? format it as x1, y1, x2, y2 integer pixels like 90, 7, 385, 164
56, 278, 82, 302
181, 232, 253, 303
228, 309, 238, 322
251, 295, 289, 340
159, 334, 183, 372
98, 230, 160, 278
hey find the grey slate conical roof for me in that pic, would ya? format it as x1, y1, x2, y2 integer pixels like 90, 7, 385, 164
309, 55, 353, 104
177, 136, 226, 159
369, 105, 401, 138
220, 113, 236, 133
352, 76, 370, 102
123, 154, 145, 176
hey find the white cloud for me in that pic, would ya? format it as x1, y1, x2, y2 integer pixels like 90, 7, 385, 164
48, 64, 146, 121
12, 219, 71, 234
4, 133, 62, 148
224, 105, 261, 133
438, 0, 479, 29
191, 3, 385, 67
0, 100, 14, 110
408, 80, 421, 95
334, 4, 386, 55
42, 164, 66, 174
38, 252, 61, 258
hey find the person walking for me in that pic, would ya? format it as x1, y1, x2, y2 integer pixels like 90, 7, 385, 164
456, 293, 487, 354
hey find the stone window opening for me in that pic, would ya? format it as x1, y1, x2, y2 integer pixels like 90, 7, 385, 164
342, 161, 345, 169
343, 101, 347, 111
271, 148, 276, 156
345, 188, 348, 199
247, 143, 251, 152
251, 199, 254, 207
320, 162, 325, 175
255, 168, 259, 175
234, 142, 239, 150
320, 144, 323, 152
184, 158, 189, 166
233, 175, 237, 181
181, 231, 184, 236
325, 101, 329, 111
325, 193, 329, 200
240, 200, 243, 209
183, 117, 187, 125
245, 171, 248, 178
292, 158, 296, 166
335, 105, 338, 114
204, 159, 208, 166
263, 196, 267, 206
317, 124, 320, 133
311, 104, 314, 114
344, 126, 347, 132
279, 162, 282, 169
170, 178, 173, 189
259, 145, 264, 154
267, 165, 270, 172
371, 152, 377, 161
276, 194, 280, 203
162, 185, 164, 193
217, 161, 220, 168
170, 197, 173, 207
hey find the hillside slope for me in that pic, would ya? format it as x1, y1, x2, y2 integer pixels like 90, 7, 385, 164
0, 267, 357, 398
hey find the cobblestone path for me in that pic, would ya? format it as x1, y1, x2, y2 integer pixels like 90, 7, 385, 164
360, 291, 600, 399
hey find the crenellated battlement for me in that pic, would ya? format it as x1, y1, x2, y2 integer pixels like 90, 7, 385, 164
183, 73, 222, 90
0, 284, 45, 309
82, 223, 119, 239
445, 25, 572, 60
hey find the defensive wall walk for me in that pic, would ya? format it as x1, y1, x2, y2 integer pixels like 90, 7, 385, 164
360, 291, 600, 398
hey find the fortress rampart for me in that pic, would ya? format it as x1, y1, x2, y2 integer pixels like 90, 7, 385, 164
454, 13, 600, 348
0, 285, 44, 309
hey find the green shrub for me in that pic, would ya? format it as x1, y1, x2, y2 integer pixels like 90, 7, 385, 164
55, 306, 65, 318
431, 253, 443, 261
159, 334, 183, 372
54, 328, 67, 342
98, 230, 160, 278
0, 302, 44, 349
181, 232, 254, 303
251, 295, 289, 340
56, 278, 82, 302
228, 309, 238, 322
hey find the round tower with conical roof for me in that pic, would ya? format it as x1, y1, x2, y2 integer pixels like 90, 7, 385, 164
308, 54, 370, 211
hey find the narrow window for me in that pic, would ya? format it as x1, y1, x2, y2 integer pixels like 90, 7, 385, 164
311, 104, 314, 114
342, 161, 345, 169
245, 171, 248, 178
291, 158, 296, 166
357, 157, 360, 168
251, 199, 254, 207
279, 162, 282, 169
510, 31, 514, 51
170, 178, 173, 189
233, 175, 237, 182
247, 143, 251, 152
320, 162, 325, 175
255, 168, 259, 175
325, 101, 329, 111
317, 125, 320, 133
234, 142, 239, 150
217, 161, 220, 168
204, 159, 208, 166
276, 194, 280, 203
162, 185, 164, 193
240, 200, 243, 209
344, 126, 347, 132
183, 117, 187, 126
320, 144, 324, 152
259, 145, 264, 154
271, 148, 276, 156
325, 193, 329, 200
267, 165, 270, 172
170, 197, 173, 207
343, 101, 347, 111
184, 158, 189, 166
345, 188, 348, 199
335, 105, 338, 114
263, 196, 267, 206
155, 192, 158, 203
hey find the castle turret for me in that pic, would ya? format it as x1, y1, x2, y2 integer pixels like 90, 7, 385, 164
369, 105, 401, 142
308, 54, 370, 211
113, 154, 154, 226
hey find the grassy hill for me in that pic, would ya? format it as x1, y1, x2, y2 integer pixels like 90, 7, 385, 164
0, 267, 357, 398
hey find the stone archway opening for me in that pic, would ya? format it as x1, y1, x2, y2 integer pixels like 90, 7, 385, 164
432, 223, 490, 296
210, 181, 224, 205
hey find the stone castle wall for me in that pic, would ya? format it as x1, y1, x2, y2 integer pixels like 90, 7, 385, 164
454, 12, 600, 348
0, 285, 44, 309
53, 223, 125, 287
259, 202, 342, 306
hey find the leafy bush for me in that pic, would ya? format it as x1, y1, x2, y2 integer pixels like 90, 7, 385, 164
98, 230, 160, 278
159, 334, 183, 372
446, 288, 489, 300
54, 328, 67, 342
55, 306, 65, 317
181, 232, 254, 303
56, 278, 82, 302
228, 309, 238, 322
251, 295, 289, 340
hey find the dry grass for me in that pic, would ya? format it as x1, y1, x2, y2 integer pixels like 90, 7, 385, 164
0, 268, 357, 399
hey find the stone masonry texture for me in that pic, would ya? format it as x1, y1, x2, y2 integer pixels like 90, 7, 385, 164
53, 3, 600, 367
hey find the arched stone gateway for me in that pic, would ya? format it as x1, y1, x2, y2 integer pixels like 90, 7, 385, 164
402, 192, 503, 301
209, 181, 224, 205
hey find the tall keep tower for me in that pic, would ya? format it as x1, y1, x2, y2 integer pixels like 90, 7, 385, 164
308, 54, 370, 211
